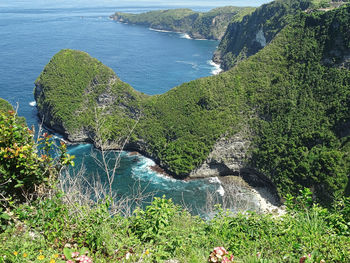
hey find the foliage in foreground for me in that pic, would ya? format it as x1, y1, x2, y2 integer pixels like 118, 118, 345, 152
0, 192, 349, 263
0, 110, 74, 205
0, 100, 349, 262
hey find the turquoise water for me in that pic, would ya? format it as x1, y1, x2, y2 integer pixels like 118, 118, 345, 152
0, 2, 266, 214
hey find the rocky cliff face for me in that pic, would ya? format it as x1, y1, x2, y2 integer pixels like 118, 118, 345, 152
214, 0, 312, 70
189, 130, 277, 190
190, 132, 251, 178
34, 83, 70, 138
34, 49, 144, 147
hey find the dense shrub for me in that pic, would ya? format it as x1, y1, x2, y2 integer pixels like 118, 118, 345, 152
0, 110, 74, 204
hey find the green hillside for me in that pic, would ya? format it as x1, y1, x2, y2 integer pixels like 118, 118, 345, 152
215, 0, 313, 70
35, 4, 350, 203
215, 0, 349, 70
34, 49, 146, 143
110, 6, 255, 40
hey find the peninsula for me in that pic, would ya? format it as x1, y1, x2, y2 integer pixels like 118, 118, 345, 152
110, 6, 255, 40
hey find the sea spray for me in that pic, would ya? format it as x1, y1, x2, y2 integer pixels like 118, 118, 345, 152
208, 60, 223, 75
208, 177, 225, 196
180, 33, 192, 39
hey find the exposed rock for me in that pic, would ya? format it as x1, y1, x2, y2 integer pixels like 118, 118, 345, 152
219, 176, 283, 212
189, 130, 280, 204
255, 28, 266, 47
190, 131, 251, 179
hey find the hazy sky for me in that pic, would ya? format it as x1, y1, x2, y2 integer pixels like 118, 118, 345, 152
1, 0, 272, 9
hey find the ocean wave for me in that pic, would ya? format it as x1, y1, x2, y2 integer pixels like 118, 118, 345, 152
29, 101, 36, 106
131, 155, 178, 185
180, 33, 192, 39
176, 60, 198, 70
67, 143, 91, 154
208, 60, 223, 75
149, 28, 172, 33
217, 185, 225, 197
208, 177, 225, 196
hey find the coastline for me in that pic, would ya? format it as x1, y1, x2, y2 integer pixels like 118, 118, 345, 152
209, 60, 223, 75
110, 16, 218, 41
51, 126, 283, 214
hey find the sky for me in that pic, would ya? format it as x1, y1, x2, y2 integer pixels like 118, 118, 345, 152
1, 0, 272, 9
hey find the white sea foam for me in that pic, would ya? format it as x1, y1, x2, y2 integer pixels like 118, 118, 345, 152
180, 33, 192, 39
208, 60, 223, 75
131, 155, 178, 184
217, 185, 225, 197
176, 60, 198, 70
149, 28, 172, 33
29, 101, 36, 106
208, 177, 221, 184
208, 177, 225, 196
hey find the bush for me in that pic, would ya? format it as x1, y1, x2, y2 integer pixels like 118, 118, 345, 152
0, 110, 74, 204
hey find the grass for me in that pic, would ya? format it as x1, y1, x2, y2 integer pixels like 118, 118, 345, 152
0, 192, 349, 262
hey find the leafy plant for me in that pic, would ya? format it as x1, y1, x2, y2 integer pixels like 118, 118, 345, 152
0, 110, 74, 205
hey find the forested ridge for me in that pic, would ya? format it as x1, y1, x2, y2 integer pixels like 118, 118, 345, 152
110, 6, 255, 40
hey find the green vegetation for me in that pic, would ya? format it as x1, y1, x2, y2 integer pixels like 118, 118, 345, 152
3, 1, 350, 262
35, 49, 145, 143
0, 99, 26, 125
110, 6, 255, 40
0, 98, 14, 113
0, 110, 74, 205
215, 0, 349, 70
1, 186, 349, 262
0, 108, 349, 262
35, 4, 350, 203
216, 0, 316, 70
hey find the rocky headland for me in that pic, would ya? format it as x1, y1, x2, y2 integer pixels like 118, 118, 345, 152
110, 6, 255, 40
35, 2, 350, 205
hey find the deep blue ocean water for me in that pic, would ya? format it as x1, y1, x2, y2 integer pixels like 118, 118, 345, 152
0, 2, 267, 214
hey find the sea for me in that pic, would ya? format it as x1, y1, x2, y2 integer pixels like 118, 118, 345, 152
0, 0, 270, 215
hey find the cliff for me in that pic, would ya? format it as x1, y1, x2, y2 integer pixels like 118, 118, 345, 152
214, 0, 349, 70
35, 4, 350, 203
110, 6, 255, 40
34, 49, 146, 144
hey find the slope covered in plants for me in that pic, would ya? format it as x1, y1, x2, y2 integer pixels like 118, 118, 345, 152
1, 95, 349, 262
110, 6, 255, 40
214, 0, 349, 70
35, 4, 350, 203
